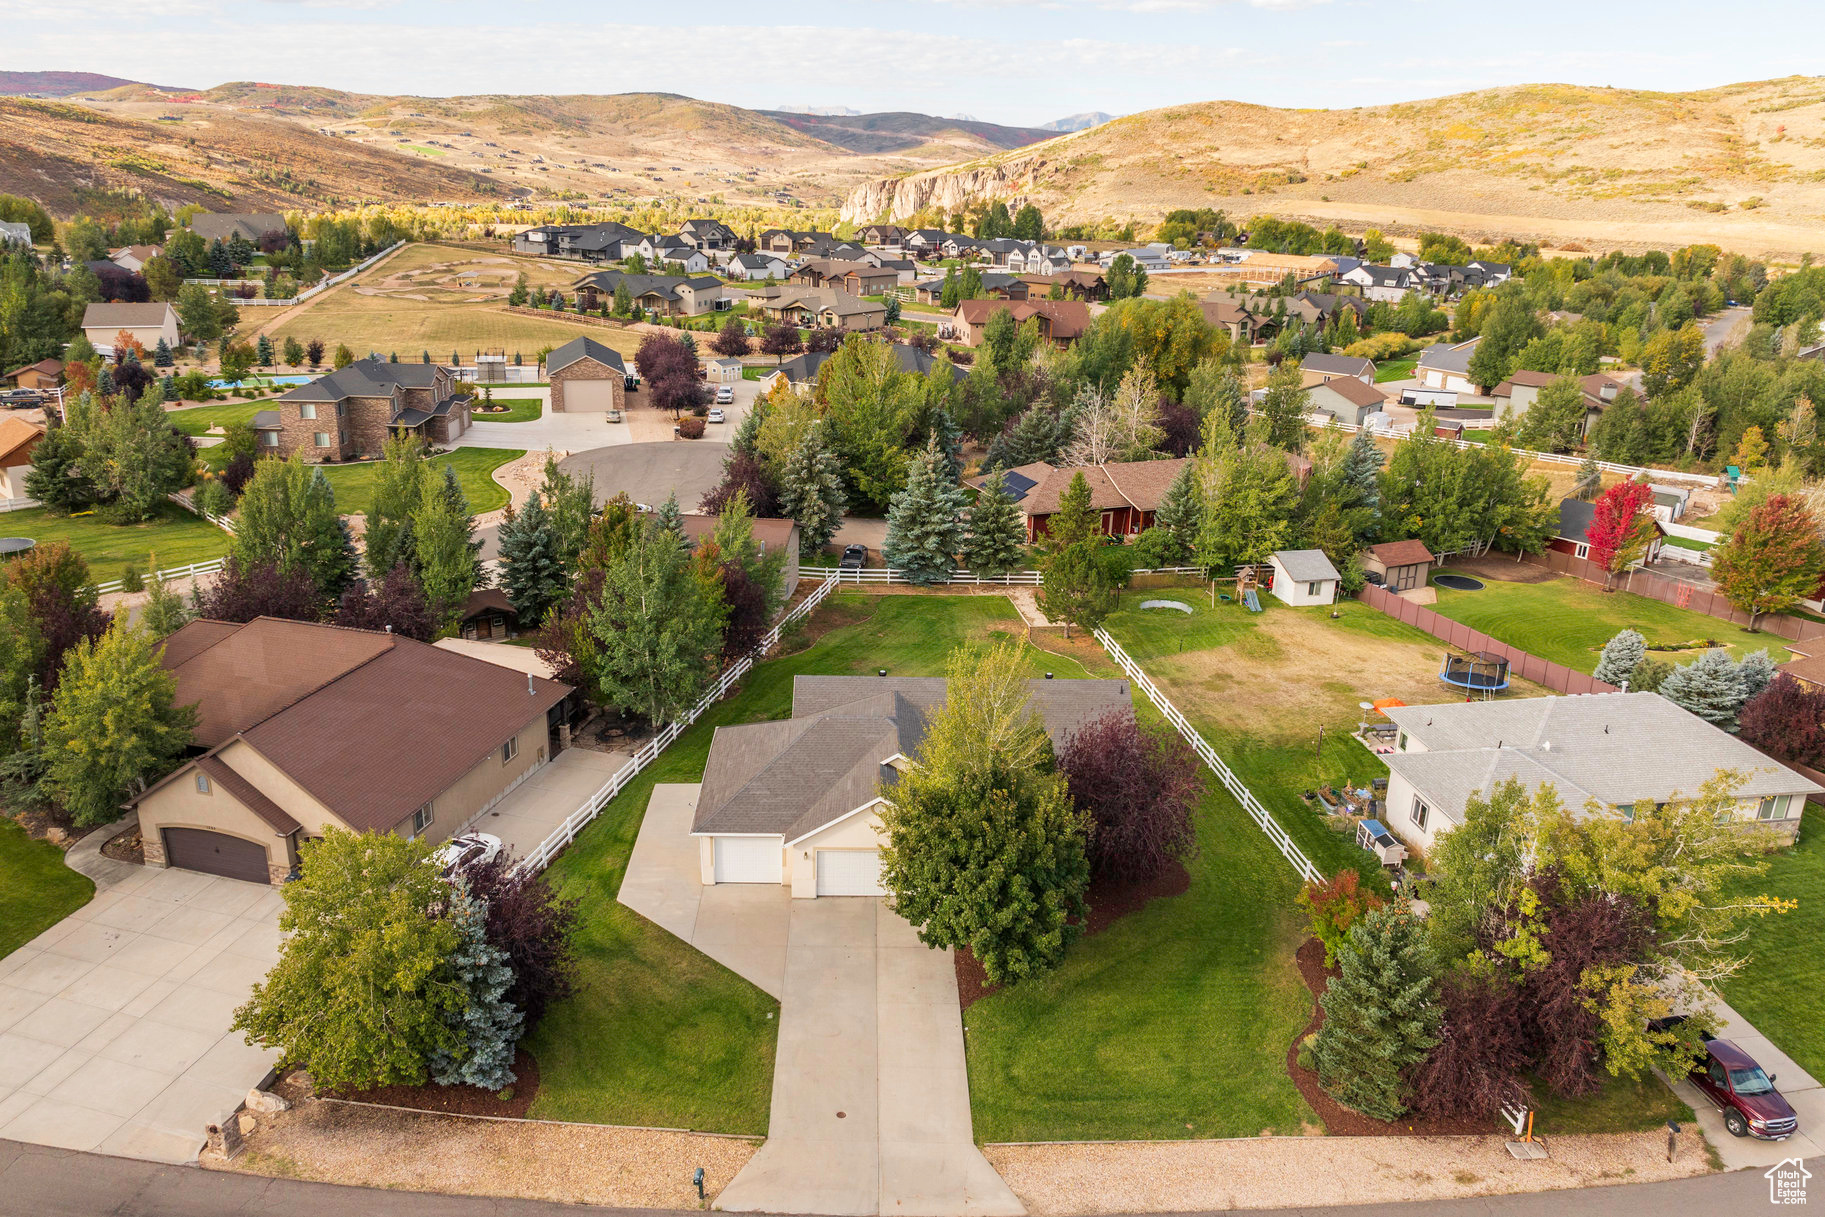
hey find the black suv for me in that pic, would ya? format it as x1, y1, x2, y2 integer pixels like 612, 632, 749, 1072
839, 544, 868, 571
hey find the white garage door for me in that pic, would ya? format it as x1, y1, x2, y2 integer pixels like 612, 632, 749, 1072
563, 379, 619, 412
815, 849, 884, 897
713, 836, 782, 884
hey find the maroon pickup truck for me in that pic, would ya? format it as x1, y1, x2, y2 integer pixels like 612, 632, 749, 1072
1686, 1038, 1800, 1140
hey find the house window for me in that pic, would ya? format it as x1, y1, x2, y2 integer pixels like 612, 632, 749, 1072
1759, 795, 1794, 821
299, 403, 316, 420
336, 401, 345, 417
314, 432, 331, 448
1307, 581, 1321, 597
1396, 732, 1408, 751
502, 737, 519, 764
195, 772, 211, 794
412, 801, 434, 835
260, 432, 280, 448
1410, 797, 1429, 831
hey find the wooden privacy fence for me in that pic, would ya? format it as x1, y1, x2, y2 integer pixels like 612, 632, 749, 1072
516, 571, 842, 874
1094, 628, 1323, 885
1356, 583, 1619, 695
1518, 549, 1825, 644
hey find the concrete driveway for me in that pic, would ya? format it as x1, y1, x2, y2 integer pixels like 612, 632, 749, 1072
621, 784, 1022, 1217
0, 866, 282, 1164
465, 747, 634, 861
1666, 996, 1824, 1169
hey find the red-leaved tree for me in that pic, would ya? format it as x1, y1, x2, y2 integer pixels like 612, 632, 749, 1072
197, 558, 322, 624
1710, 493, 1825, 629
463, 853, 581, 1027
717, 559, 770, 662
1297, 870, 1384, 967
1059, 709, 1203, 882
1585, 480, 1656, 588
700, 452, 780, 517
1738, 674, 1825, 768
333, 564, 437, 641
1408, 972, 1530, 1119
760, 323, 803, 366
710, 316, 751, 358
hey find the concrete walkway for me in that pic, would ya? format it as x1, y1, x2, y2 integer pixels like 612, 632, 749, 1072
620, 784, 1022, 1217
1667, 993, 1824, 1168
465, 748, 634, 862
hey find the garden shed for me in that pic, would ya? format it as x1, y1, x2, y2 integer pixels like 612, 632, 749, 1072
1268, 550, 1340, 607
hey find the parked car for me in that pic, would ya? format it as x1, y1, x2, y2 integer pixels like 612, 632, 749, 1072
707, 407, 725, 423
605, 408, 623, 423
714, 384, 733, 405
0, 389, 40, 408
435, 832, 502, 878
839, 544, 868, 570
1651, 1017, 1800, 1140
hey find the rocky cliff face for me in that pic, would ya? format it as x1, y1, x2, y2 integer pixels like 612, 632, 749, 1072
839, 155, 1049, 223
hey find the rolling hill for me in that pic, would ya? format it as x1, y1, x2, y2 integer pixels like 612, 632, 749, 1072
0, 71, 193, 97
841, 79, 1825, 259
756, 110, 1054, 156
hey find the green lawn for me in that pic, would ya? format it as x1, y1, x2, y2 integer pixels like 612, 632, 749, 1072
166, 402, 266, 437
2, 504, 231, 585
469, 397, 543, 423
0, 818, 94, 959
529, 595, 1088, 1132
1429, 570, 1790, 673
1374, 357, 1418, 383
319, 447, 523, 515
1716, 808, 1825, 1082
1661, 534, 1713, 552
1531, 1073, 1692, 1134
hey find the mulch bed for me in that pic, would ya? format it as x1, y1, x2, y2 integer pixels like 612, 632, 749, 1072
955, 861, 1191, 1009
6, 806, 101, 848
324, 1047, 541, 1119
102, 825, 145, 865
1285, 936, 1490, 1137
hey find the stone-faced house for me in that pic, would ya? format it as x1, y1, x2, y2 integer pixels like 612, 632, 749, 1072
547, 336, 628, 413
133, 617, 573, 884
692, 675, 1131, 896
257, 359, 471, 460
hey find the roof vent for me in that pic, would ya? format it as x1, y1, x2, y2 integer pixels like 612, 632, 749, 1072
1541, 741, 1551, 751
528, 672, 535, 696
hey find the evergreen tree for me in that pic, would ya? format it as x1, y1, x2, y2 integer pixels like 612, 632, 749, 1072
984, 406, 1069, 472
141, 571, 193, 638
364, 436, 431, 580
1572, 455, 1602, 501
654, 491, 684, 539
730, 397, 767, 457
152, 338, 173, 368
1660, 648, 1750, 727
1314, 906, 1441, 1122
961, 475, 1026, 576
497, 497, 566, 629
1339, 427, 1384, 541
882, 436, 968, 585
255, 334, 274, 368
428, 881, 522, 1091
1738, 649, 1778, 704
776, 421, 847, 559
587, 518, 722, 726
230, 457, 357, 606
1153, 462, 1199, 542
1043, 471, 1099, 552
23, 421, 95, 515
1038, 540, 1115, 639
41, 618, 196, 827
930, 407, 963, 483
414, 465, 483, 629
1593, 629, 1646, 687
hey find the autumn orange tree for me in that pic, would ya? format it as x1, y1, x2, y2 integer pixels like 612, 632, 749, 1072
1711, 492, 1825, 629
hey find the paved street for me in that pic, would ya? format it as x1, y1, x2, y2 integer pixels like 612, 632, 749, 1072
622, 784, 1021, 1217
0, 867, 282, 1164
558, 440, 732, 516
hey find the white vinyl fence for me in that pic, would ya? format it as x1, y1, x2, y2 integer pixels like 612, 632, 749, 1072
517, 571, 842, 873
1095, 628, 1323, 886
818, 565, 1206, 586
187, 242, 406, 308
0, 495, 41, 513
1307, 415, 1721, 488
92, 556, 226, 597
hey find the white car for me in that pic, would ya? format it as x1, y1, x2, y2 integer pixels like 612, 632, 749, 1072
707, 407, 726, 423
714, 385, 734, 404
436, 832, 503, 877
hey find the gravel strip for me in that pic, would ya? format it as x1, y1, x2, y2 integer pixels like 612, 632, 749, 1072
985, 1131, 1712, 1214
217, 1097, 757, 1208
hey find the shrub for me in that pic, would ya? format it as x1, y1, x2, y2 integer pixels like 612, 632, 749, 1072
677, 415, 706, 439
1738, 674, 1825, 768
1297, 870, 1383, 967
1058, 709, 1203, 882
1344, 332, 1419, 361
463, 854, 582, 1026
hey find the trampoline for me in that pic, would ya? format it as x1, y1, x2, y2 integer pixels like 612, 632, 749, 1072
1140, 599, 1193, 614
0, 538, 34, 561
1440, 650, 1510, 692
1434, 573, 1485, 591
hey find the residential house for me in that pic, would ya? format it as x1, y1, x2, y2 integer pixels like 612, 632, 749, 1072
902, 229, 950, 257
80, 302, 179, 356
857, 224, 908, 248
776, 344, 966, 389
547, 336, 628, 413
964, 457, 1188, 542
1360, 539, 1434, 592
1339, 263, 1416, 303
1415, 337, 1482, 393
951, 298, 1090, 348
458, 589, 520, 641
913, 273, 1029, 305
1029, 248, 1076, 277
1291, 291, 1370, 328
727, 252, 789, 281
793, 260, 899, 296
1023, 270, 1106, 301
1548, 496, 1664, 564
679, 514, 800, 600
0, 221, 31, 248
132, 617, 574, 884
1300, 352, 1375, 386
1380, 693, 1819, 854
754, 288, 886, 332
1100, 245, 1171, 272
108, 245, 162, 273
571, 270, 726, 317
653, 245, 712, 274
1200, 298, 1268, 345
257, 358, 472, 459
187, 212, 288, 245
1304, 376, 1386, 426
1778, 653, 1825, 695
679, 218, 738, 250
1268, 550, 1340, 607
692, 675, 1131, 896
0, 416, 43, 500
514, 222, 648, 262
1492, 370, 1630, 439
2, 359, 62, 391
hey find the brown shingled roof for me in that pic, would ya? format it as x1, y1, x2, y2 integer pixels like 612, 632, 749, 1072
162, 618, 394, 749
0, 416, 45, 468
1368, 539, 1435, 568
1314, 377, 1386, 409
195, 754, 301, 835
956, 298, 1090, 341
1021, 458, 1187, 518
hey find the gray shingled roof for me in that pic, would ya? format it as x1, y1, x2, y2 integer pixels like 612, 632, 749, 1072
546, 335, 626, 376
692, 675, 1132, 839
276, 357, 436, 404
1383, 692, 1821, 827
1417, 339, 1479, 375
1274, 549, 1341, 583
1301, 353, 1374, 378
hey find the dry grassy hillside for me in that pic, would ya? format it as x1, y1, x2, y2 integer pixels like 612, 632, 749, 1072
0, 96, 500, 215
58, 86, 1044, 210
841, 78, 1825, 258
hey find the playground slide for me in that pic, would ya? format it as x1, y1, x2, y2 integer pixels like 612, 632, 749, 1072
1243, 589, 1262, 613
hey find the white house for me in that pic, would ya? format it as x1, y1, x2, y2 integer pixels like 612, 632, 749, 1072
81, 302, 180, 356
691, 675, 1131, 897
1381, 693, 1820, 853
1339, 264, 1415, 303
1269, 550, 1340, 607
727, 253, 788, 281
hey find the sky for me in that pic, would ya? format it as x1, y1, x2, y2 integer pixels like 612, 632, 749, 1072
4, 0, 1822, 128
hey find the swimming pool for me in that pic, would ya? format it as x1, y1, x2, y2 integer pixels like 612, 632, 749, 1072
205, 374, 313, 389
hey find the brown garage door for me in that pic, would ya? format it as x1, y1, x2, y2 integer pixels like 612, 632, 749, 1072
161, 828, 271, 884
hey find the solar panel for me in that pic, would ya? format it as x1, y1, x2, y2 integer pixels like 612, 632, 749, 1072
1001, 470, 1037, 499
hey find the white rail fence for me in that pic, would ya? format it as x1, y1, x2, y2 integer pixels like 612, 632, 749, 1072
1094, 628, 1323, 886
1306, 416, 1722, 488
0, 495, 41, 513
92, 556, 226, 597
517, 571, 842, 874
815, 565, 1206, 586
183, 242, 406, 309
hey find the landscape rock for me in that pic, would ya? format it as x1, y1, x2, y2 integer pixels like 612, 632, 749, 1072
246, 1088, 290, 1114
